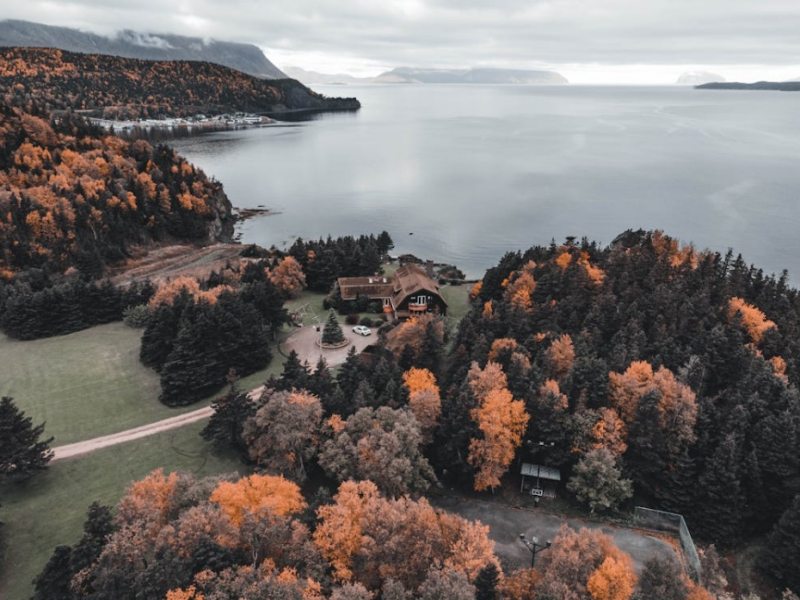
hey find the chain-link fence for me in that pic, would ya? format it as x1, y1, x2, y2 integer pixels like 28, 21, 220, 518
633, 506, 701, 583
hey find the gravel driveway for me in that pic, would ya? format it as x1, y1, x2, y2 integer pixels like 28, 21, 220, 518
434, 496, 679, 572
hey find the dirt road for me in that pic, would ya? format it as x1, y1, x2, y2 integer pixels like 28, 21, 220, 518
51, 407, 214, 461
51, 326, 372, 462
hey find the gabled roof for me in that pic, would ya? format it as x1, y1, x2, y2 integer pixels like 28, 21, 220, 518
338, 276, 393, 301
336, 263, 447, 307
391, 264, 448, 307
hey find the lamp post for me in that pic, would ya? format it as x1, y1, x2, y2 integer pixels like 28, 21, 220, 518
519, 534, 551, 569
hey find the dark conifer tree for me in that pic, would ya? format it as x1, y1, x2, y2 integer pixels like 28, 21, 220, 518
474, 563, 500, 600
322, 309, 345, 345
201, 378, 256, 460
0, 396, 53, 480
760, 495, 800, 593
31, 546, 74, 600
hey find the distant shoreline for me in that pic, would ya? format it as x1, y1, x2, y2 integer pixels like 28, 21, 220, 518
696, 81, 800, 92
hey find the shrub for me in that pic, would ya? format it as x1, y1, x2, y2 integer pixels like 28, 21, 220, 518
345, 313, 360, 325
123, 304, 151, 328
360, 316, 373, 327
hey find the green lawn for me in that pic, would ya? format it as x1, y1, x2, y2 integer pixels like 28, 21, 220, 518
441, 284, 472, 325
285, 290, 329, 324
0, 322, 285, 446
0, 420, 246, 600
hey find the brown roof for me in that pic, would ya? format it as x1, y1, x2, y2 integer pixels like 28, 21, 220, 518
338, 276, 393, 300
391, 264, 448, 307
337, 264, 447, 308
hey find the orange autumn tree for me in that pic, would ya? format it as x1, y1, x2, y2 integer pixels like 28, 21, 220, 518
390, 313, 445, 361
651, 230, 699, 269
210, 473, 306, 526
591, 408, 628, 457
608, 360, 654, 423
538, 524, 635, 600
314, 480, 499, 590
586, 554, 637, 600
504, 260, 537, 312
313, 480, 381, 582
609, 361, 697, 456
403, 368, 442, 442
268, 256, 306, 298
728, 297, 776, 344
148, 276, 233, 307
546, 334, 575, 381
467, 362, 530, 492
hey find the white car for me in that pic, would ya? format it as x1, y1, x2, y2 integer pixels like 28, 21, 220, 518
352, 325, 372, 336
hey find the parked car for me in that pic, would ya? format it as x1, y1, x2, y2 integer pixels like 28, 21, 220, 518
353, 325, 372, 336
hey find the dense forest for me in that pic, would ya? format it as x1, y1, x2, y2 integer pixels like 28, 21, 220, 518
0, 102, 234, 277
26, 231, 800, 598
0, 47, 361, 119
438, 232, 800, 549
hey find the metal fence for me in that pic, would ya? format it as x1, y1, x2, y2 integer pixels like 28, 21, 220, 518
633, 506, 702, 583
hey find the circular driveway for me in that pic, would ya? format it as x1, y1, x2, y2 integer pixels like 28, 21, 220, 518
284, 323, 377, 367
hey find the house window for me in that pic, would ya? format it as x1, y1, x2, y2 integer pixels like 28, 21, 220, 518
411, 296, 427, 306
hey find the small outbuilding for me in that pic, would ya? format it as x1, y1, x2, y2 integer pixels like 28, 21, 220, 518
520, 463, 561, 499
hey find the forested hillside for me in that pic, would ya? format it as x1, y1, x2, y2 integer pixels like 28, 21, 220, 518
0, 47, 360, 119
439, 230, 800, 550
0, 103, 233, 277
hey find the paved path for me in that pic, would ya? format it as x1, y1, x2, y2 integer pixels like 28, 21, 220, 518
51, 326, 373, 462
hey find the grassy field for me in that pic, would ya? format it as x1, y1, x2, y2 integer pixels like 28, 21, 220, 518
0, 322, 285, 446
0, 420, 246, 600
441, 284, 472, 325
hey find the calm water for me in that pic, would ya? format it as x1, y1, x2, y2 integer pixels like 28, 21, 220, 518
168, 85, 800, 279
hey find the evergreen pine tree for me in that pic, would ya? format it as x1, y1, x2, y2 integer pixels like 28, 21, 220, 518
475, 563, 500, 600
322, 309, 345, 345
0, 396, 54, 480
760, 495, 800, 593
337, 346, 362, 400
201, 378, 256, 460
31, 546, 73, 600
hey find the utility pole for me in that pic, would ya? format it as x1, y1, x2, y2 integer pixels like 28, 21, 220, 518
519, 533, 551, 569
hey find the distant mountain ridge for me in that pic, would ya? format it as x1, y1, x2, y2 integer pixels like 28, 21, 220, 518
0, 19, 286, 79
286, 65, 568, 85
380, 67, 567, 84
676, 71, 725, 85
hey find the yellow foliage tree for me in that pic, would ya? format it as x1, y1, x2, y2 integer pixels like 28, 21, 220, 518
269, 256, 307, 298
591, 408, 628, 457
546, 334, 575, 381
468, 387, 530, 491
402, 367, 439, 396
210, 473, 306, 526
728, 297, 776, 344
608, 361, 654, 423
314, 480, 381, 582
587, 555, 637, 600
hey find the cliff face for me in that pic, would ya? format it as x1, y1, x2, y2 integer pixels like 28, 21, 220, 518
0, 19, 287, 79
0, 47, 360, 118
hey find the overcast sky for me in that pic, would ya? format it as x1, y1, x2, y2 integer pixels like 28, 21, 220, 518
6, 0, 800, 83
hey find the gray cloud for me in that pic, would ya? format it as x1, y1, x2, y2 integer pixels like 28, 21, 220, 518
4, 0, 800, 77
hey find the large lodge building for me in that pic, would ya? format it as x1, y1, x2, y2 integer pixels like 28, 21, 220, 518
337, 263, 448, 320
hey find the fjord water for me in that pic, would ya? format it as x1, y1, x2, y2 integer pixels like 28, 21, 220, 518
168, 85, 800, 279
